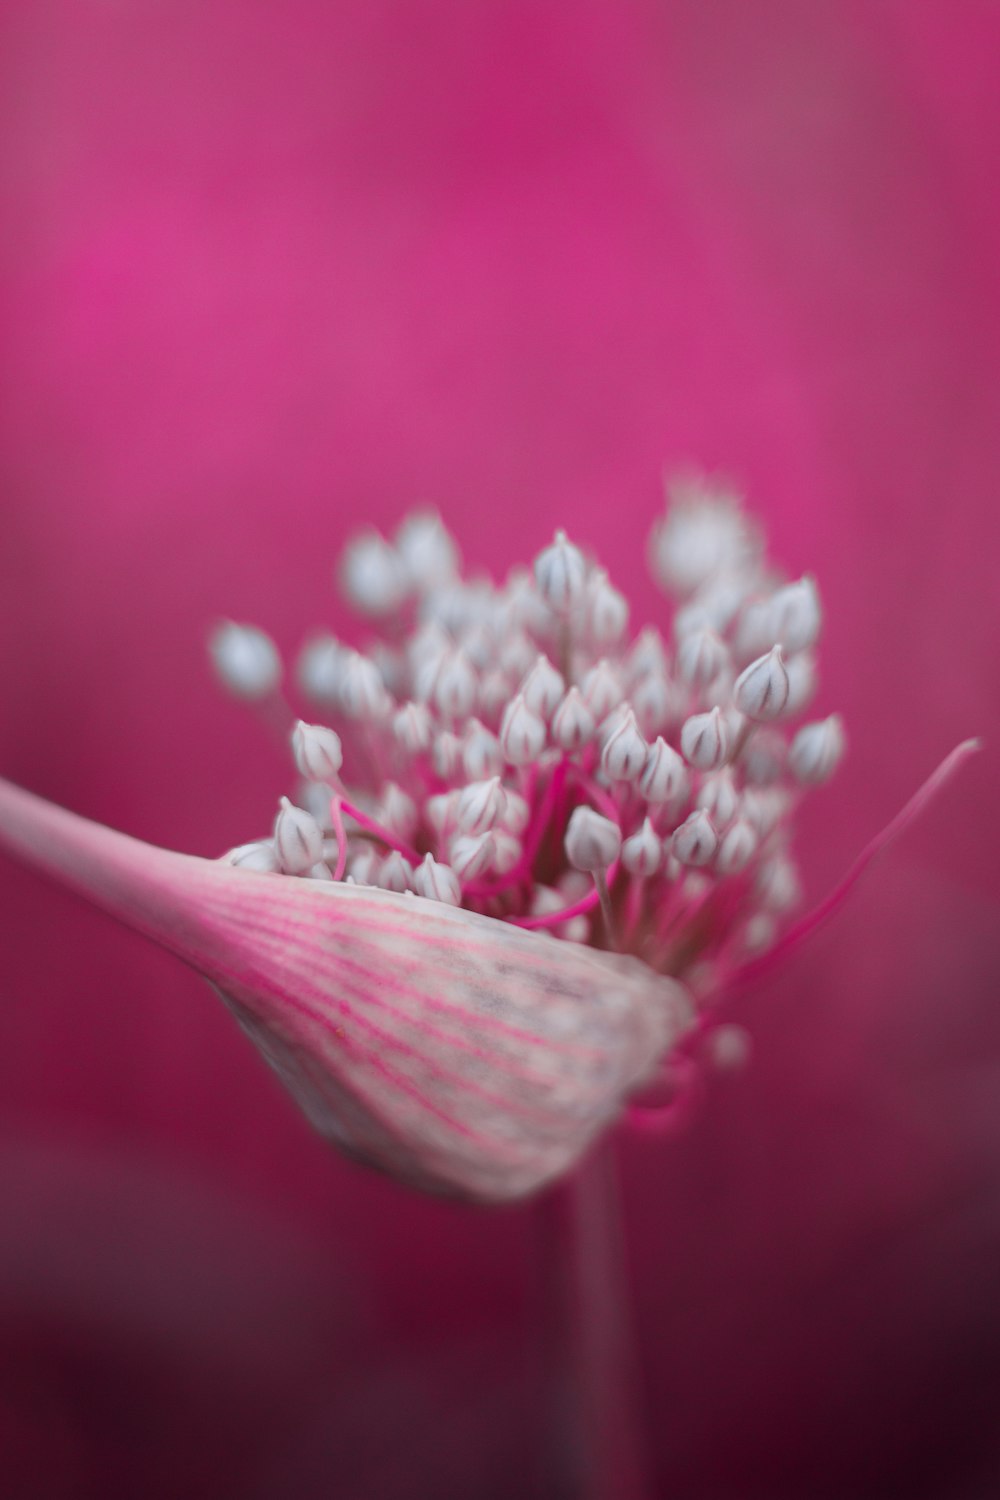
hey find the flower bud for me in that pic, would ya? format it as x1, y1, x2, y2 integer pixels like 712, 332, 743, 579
696, 770, 739, 826
585, 570, 629, 644
789, 714, 845, 784
595, 703, 628, 748
501, 566, 552, 634
375, 637, 416, 691
377, 851, 415, 892
460, 622, 494, 671
339, 650, 391, 720
733, 599, 775, 662
739, 787, 790, 836
551, 687, 596, 752
297, 781, 333, 827
671, 809, 718, 867
499, 631, 538, 680
375, 783, 418, 840
624, 627, 669, 683
716, 819, 757, 875
339, 530, 407, 615
769, 575, 821, 653
413, 853, 462, 906
733, 646, 790, 722
347, 846, 380, 884
372, 645, 402, 690
273, 797, 324, 874
741, 728, 786, 786
479, 670, 512, 725
395, 510, 460, 589
432, 730, 463, 780
434, 649, 478, 718
680, 706, 731, 770
682, 575, 749, 634
462, 720, 503, 780
581, 659, 623, 720
500, 695, 546, 765
630, 674, 679, 737
209, 621, 282, 700
421, 581, 482, 637
407, 619, 451, 673
565, 806, 622, 872
449, 832, 496, 881
621, 818, 662, 878
296, 634, 343, 702
456, 777, 507, 835
291, 720, 344, 782
392, 701, 433, 756
425, 791, 458, 833
648, 478, 758, 595
223, 840, 280, 874
756, 854, 801, 911
491, 830, 522, 875
676, 627, 729, 687
412, 653, 443, 705
534, 529, 587, 612
601, 710, 648, 783
520, 655, 565, 720
637, 737, 688, 803
499, 790, 530, 835
306, 861, 334, 881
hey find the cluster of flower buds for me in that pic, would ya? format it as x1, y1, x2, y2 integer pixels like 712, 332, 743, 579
1, 475, 977, 1206
212, 477, 845, 997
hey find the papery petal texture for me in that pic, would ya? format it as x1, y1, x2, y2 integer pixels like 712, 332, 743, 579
0, 779, 687, 1201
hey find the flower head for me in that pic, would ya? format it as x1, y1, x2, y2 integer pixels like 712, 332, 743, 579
0, 474, 977, 1201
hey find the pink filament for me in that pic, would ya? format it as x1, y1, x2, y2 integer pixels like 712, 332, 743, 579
730, 737, 982, 990
329, 796, 348, 882
336, 795, 422, 867
511, 859, 622, 931
507, 761, 626, 930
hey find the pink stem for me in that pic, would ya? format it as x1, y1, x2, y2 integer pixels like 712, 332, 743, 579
623, 876, 644, 944
730, 737, 982, 989
569, 765, 621, 824
543, 1139, 655, 1500
468, 757, 569, 899
519, 755, 568, 872
511, 859, 621, 931
0, 777, 236, 976
336, 796, 422, 866
329, 796, 348, 882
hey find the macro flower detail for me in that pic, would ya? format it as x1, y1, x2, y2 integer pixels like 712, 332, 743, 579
0, 777, 683, 1202
208, 620, 283, 699
0, 472, 978, 1206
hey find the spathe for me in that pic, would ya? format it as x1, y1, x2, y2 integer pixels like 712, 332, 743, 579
0, 778, 689, 1202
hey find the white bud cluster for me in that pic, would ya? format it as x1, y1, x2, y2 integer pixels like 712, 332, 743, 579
215, 475, 844, 996
291, 720, 343, 782
339, 513, 460, 614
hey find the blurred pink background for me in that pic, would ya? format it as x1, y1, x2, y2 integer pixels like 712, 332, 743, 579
1, 2, 998, 1496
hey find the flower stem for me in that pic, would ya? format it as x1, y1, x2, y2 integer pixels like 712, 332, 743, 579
540, 1138, 655, 1500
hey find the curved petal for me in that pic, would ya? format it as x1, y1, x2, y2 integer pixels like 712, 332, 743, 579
0, 778, 689, 1200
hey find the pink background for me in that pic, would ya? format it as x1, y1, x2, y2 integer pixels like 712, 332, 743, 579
1, 2, 998, 1495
